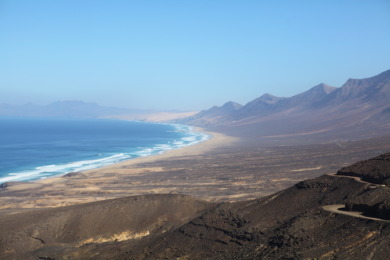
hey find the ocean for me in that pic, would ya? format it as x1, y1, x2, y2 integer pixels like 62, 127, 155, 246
0, 117, 208, 183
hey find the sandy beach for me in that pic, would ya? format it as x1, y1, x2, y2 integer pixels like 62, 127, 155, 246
1, 128, 390, 259
0, 129, 239, 210
1, 126, 390, 213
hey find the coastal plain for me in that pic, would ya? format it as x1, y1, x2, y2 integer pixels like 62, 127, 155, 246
1, 70, 390, 258
2, 70, 389, 211
1, 130, 389, 211
1, 133, 390, 259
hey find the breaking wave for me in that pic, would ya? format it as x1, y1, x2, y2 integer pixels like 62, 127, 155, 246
0, 124, 208, 183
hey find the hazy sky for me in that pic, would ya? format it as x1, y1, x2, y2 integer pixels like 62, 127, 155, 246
1, 1, 389, 111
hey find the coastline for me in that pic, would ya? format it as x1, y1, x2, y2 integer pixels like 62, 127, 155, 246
1, 126, 389, 211
82, 127, 235, 169
0, 121, 208, 184
0, 128, 239, 209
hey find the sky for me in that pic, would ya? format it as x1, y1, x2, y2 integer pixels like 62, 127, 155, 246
1, 0, 389, 111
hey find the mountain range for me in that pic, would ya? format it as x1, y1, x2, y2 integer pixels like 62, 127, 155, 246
0, 101, 149, 119
3, 70, 389, 142
178, 70, 390, 142
0, 70, 389, 259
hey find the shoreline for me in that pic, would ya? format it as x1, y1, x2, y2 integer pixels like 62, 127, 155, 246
45, 127, 238, 181
0, 128, 239, 209
0, 122, 209, 184
78, 127, 237, 173
1, 126, 389, 211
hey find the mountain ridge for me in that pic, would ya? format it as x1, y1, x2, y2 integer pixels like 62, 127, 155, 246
177, 69, 390, 142
316, 69, 390, 107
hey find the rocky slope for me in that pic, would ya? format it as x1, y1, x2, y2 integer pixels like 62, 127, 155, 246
1, 153, 389, 259
337, 153, 390, 185
0, 195, 212, 260
178, 70, 390, 142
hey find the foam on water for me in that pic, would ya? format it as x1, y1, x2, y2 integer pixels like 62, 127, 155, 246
0, 124, 208, 183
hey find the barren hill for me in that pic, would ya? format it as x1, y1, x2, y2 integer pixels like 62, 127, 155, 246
178, 70, 390, 143
0, 194, 212, 259
1, 153, 390, 259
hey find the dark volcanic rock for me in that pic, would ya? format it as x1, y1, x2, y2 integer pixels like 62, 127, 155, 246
345, 200, 390, 220
0, 194, 213, 260
1, 153, 390, 259
106, 174, 389, 260
374, 200, 390, 219
295, 178, 333, 190
337, 152, 390, 185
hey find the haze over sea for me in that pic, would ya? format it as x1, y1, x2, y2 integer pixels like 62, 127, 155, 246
0, 117, 208, 183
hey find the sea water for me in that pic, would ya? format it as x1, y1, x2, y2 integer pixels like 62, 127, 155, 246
0, 117, 208, 183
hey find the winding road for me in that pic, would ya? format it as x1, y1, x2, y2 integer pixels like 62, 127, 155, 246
323, 204, 390, 223
322, 174, 389, 222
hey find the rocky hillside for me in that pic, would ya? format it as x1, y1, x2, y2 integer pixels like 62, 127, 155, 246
0, 195, 212, 260
1, 153, 390, 259
178, 70, 390, 142
337, 153, 390, 185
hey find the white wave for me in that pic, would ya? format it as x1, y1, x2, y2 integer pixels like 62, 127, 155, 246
0, 124, 209, 184
0, 153, 131, 183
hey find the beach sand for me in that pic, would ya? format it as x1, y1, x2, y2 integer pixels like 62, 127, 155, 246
0, 129, 239, 209
1, 129, 390, 211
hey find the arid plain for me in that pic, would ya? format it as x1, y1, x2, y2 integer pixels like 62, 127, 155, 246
1, 129, 389, 212
1, 70, 390, 259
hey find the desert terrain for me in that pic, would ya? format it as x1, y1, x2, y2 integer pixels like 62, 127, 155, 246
0, 70, 389, 259
0, 137, 389, 259
1, 130, 389, 211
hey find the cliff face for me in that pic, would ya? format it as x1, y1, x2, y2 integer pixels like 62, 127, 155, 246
1, 153, 390, 259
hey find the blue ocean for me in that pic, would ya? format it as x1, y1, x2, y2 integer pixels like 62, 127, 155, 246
0, 117, 208, 183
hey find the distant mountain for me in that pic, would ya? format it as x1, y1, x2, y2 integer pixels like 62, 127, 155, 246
317, 70, 390, 107
181, 101, 242, 126
281, 83, 337, 108
0, 100, 149, 119
178, 70, 390, 142
233, 94, 285, 119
